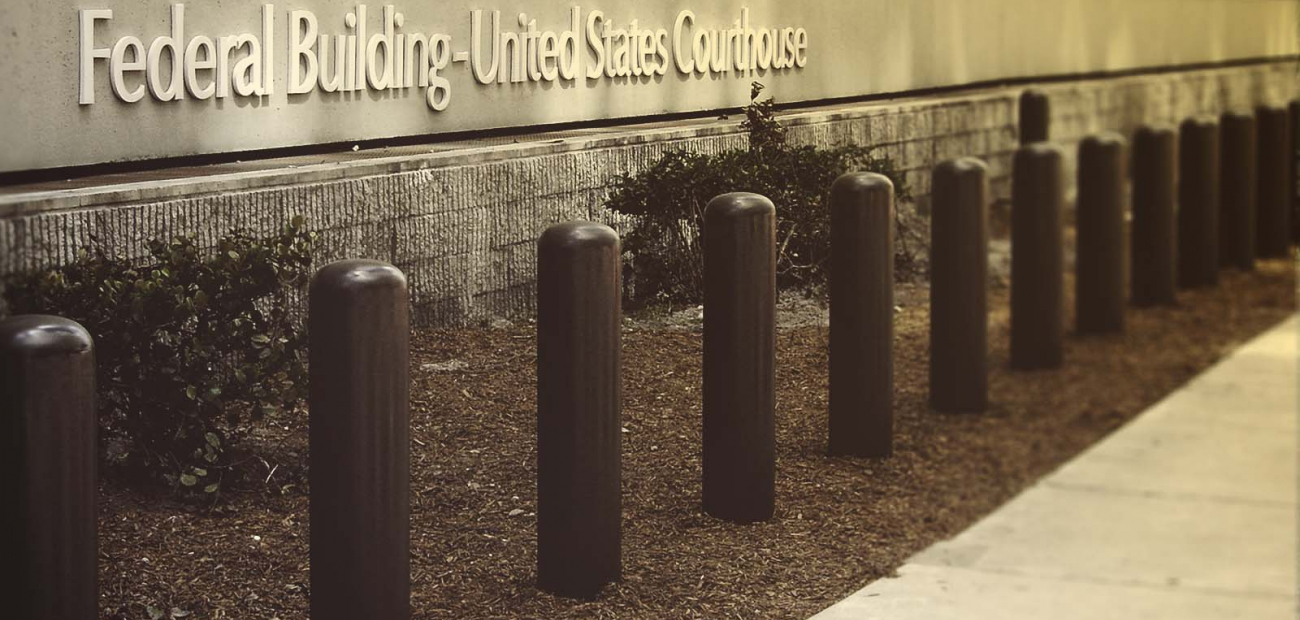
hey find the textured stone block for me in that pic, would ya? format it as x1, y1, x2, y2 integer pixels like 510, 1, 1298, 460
935, 134, 972, 161
870, 115, 900, 144
0, 61, 1294, 326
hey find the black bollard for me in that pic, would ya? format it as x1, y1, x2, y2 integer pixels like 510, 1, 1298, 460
1220, 111, 1258, 270
1131, 125, 1178, 306
1, 316, 96, 620
1075, 133, 1127, 334
1011, 144, 1065, 370
1019, 90, 1050, 145
1178, 117, 1221, 289
1255, 105, 1291, 258
1290, 101, 1300, 245
703, 192, 776, 524
536, 222, 622, 599
828, 173, 894, 457
309, 260, 410, 620
930, 158, 990, 413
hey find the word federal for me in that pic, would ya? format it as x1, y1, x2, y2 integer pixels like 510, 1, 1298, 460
77, 4, 811, 112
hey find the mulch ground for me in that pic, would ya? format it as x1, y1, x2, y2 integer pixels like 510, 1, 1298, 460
99, 258, 1296, 620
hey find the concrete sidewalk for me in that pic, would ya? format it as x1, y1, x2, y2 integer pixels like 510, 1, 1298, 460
812, 315, 1298, 620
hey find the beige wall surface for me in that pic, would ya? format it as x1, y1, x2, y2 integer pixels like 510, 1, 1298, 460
1, 0, 1296, 172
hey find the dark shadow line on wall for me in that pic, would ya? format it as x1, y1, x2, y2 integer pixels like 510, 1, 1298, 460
2, 54, 1297, 187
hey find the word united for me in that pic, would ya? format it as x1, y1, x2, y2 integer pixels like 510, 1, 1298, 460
78, 4, 810, 111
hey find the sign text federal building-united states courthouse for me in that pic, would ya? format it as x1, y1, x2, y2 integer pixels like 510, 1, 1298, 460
77, 5, 810, 111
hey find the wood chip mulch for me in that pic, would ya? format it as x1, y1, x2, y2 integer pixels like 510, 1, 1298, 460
99, 259, 1296, 619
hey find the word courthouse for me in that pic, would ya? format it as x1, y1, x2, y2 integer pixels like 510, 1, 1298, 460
79, 4, 810, 111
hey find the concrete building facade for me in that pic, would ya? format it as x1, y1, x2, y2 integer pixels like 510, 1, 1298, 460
1, 1, 1296, 324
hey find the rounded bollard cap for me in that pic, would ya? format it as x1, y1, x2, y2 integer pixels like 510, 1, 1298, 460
830, 172, 894, 203
1019, 90, 1051, 143
1020, 89, 1049, 104
705, 192, 775, 223
538, 221, 620, 254
1135, 124, 1176, 139
931, 158, 989, 221
1080, 132, 1127, 151
0, 314, 93, 359
1015, 142, 1065, 164
1221, 109, 1256, 125
1180, 115, 1219, 131
1019, 90, 1050, 115
934, 156, 988, 180
310, 259, 407, 298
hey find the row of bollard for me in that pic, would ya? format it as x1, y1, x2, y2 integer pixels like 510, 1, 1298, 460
1021, 92, 1295, 339
537, 185, 893, 594
542, 92, 1300, 595
4, 90, 1297, 617
1, 265, 421, 620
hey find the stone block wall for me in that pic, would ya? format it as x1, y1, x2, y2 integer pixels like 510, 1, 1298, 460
1, 60, 1295, 326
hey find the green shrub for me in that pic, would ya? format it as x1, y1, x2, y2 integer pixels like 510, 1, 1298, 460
606, 83, 913, 308
2, 217, 316, 496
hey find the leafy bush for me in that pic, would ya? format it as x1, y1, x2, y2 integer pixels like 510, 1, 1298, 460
2, 217, 316, 496
607, 83, 913, 308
